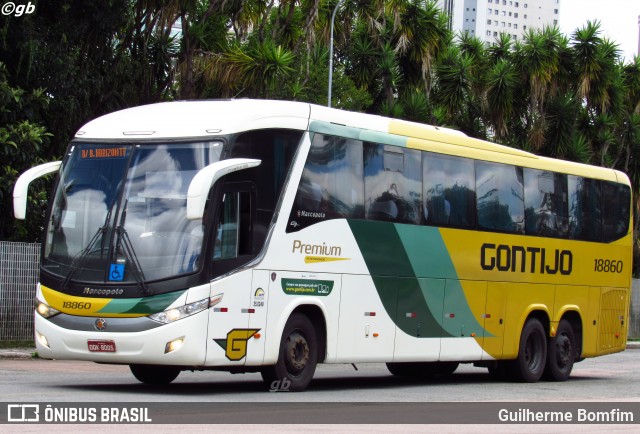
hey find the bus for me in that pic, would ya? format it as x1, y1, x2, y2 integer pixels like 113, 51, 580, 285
13, 99, 632, 391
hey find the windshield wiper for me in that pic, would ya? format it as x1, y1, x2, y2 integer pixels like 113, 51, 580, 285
114, 199, 151, 295
61, 199, 116, 291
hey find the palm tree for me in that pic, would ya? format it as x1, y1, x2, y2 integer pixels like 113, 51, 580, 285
485, 59, 517, 140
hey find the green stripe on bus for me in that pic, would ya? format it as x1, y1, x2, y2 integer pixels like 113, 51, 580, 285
97, 290, 185, 315
308, 121, 407, 147
348, 220, 489, 338
348, 220, 450, 337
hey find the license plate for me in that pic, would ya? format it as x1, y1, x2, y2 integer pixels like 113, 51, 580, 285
87, 340, 116, 353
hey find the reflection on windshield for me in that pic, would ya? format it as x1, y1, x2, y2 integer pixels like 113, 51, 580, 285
43, 142, 223, 283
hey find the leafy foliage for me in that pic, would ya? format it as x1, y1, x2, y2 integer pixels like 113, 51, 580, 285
1, 1, 640, 275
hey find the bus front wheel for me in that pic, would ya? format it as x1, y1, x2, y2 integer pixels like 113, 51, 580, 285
129, 364, 180, 385
508, 317, 547, 382
261, 313, 318, 392
543, 319, 575, 381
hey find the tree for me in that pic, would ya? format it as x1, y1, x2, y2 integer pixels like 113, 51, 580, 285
0, 63, 52, 241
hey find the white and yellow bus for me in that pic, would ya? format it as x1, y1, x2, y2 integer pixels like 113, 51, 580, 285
14, 100, 632, 391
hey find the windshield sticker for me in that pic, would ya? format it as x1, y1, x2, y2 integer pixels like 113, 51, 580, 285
81, 147, 128, 159
281, 278, 334, 296
108, 263, 125, 282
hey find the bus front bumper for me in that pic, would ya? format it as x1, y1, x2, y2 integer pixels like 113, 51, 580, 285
33, 310, 208, 366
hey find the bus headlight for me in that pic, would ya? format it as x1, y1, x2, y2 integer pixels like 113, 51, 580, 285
149, 298, 210, 324
35, 298, 60, 319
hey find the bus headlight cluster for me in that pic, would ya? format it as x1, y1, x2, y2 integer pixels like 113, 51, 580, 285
35, 298, 60, 319
149, 298, 211, 324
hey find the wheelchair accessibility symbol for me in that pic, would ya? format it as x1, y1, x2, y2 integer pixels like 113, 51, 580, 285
109, 264, 125, 281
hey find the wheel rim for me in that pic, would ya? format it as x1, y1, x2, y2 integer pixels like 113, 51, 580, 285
555, 332, 573, 369
285, 330, 309, 376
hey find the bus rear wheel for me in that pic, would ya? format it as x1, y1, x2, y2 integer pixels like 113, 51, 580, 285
507, 318, 547, 382
261, 313, 318, 392
543, 319, 575, 381
129, 364, 180, 385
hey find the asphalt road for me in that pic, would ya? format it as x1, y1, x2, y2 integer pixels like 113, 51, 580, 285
1, 348, 639, 402
1, 349, 639, 432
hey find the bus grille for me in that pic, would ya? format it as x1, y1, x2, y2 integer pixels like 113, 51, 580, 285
598, 288, 629, 352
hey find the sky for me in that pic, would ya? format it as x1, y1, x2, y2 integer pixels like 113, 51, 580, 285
559, 0, 640, 62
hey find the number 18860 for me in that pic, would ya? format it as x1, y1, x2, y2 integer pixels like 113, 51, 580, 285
594, 259, 623, 273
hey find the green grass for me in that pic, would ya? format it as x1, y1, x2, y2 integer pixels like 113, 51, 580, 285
0, 340, 35, 349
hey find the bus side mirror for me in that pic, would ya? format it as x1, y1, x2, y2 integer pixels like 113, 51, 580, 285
186, 158, 261, 220
13, 161, 62, 220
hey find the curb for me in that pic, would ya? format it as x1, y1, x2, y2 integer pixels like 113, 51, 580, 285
0, 348, 36, 359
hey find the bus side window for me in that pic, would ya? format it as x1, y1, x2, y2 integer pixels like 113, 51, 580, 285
422, 152, 475, 228
567, 176, 601, 241
476, 161, 524, 233
364, 143, 422, 224
524, 169, 568, 238
602, 182, 631, 242
287, 133, 364, 232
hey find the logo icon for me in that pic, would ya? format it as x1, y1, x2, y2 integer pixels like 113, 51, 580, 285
94, 318, 107, 331
214, 328, 260, 361
7, 404, 40, 422
109, 264, 125, 281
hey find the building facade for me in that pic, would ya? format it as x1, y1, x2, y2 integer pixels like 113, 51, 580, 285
436, 0, 561, 43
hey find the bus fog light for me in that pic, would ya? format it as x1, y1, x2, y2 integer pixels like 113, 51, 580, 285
165, 337, 184, 354
36, 331, 50, 348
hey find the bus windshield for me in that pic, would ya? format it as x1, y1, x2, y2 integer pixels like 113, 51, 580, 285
43, 141, 224, 283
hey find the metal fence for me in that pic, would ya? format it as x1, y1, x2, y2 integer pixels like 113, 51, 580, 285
0, 241, 40, 341
630, 279, 640, 339
0, 240, 639, 341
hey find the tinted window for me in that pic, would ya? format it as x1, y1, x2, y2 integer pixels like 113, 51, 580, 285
229, 129, 302, 245
567, 176, 601, 241
423, 152, 475, 228
364, 143, 422, 224
476, 161, 524, 233
602, 182, 631, 242
524, 169, 568, 237
288, 133, 364, 232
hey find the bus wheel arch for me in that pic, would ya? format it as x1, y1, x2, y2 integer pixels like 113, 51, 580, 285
291, 304, 327, 363
261, 306, 325, 392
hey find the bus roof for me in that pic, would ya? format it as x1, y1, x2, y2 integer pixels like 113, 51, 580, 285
75, 99, 629, 186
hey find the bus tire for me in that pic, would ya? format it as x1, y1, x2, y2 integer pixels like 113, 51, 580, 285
386, 361, 459, 377
261, 313, 318, 392
507, 317, 547, 382
129, 364, 180, 385
543, 319, 575, 381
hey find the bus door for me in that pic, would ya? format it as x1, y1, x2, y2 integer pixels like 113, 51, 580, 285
206, 184, 256, 366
